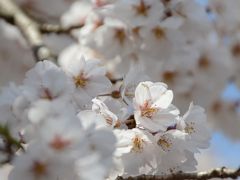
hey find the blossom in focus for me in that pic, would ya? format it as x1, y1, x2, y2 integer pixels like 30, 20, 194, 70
133, 81, 179, 132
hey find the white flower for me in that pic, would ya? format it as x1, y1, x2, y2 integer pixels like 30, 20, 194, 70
157, 149, 196, 175
9, 144, 77, 180
114, 128, 160, 176
92, 98, 120, 128
178, 103, 211, 152
80, 18, 134, 59
83, 128, 116, 170
13, 99, 116, 180
24, 100, 79, 146
75, 115, 117, 180
102, 0, 164, 27
154, 129, 187, 154
133, 81, 179, 132
154, 130, 192, 175
59, 55, 111, 109
23, 60, 74, 102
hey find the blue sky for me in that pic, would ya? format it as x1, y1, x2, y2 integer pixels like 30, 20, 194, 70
223, 82, 240, 102
196, 0, 208, 6
211, 132, 240, 168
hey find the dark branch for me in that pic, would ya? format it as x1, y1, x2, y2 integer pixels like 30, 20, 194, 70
0, 0, 56, 62
117, 167, 240, 180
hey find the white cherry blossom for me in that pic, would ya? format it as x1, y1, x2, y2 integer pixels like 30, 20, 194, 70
92, 98, 120, 128
114, 128, 160, 177
133, 81, 179, 132
22, 60, 74, 102
178, 103, 211, 152
59, 55, 111, 109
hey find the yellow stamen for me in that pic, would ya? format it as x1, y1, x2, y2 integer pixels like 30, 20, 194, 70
131, 135, 144, 153
32, 161, 47, 177
185, 122, 196, 134
152, 26, 165, 39
158, 136, 172, 152
140, 101, 158, 118
74, 74, 88, 87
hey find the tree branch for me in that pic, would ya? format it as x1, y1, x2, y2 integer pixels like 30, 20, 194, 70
0, 0, 56, 62
117, 167, 240, 180
40, 23, 84, 34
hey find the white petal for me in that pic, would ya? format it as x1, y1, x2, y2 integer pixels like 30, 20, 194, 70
134, 82, 152, 105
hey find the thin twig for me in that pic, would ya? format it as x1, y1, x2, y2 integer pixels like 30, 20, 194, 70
0, 0, 56, 62
117, 167, 240, 180
40, 23, 84, 34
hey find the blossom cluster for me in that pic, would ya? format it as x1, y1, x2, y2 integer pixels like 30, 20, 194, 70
1, 0, 237, 139
2, 0, 240, 177
0, 55, 210, 179
61, 0, 234, 112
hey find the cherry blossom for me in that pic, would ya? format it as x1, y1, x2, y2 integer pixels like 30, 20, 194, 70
133, 81, 179, 132
59, 55, 111, 109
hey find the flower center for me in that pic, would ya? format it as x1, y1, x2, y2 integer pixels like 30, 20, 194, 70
141, 108, 157, 118
132, 0, 151, 17
158, 136, 172, 152
49, 135, 71, 151
74, 74, 88, 87
131, 135, 144, 153
184, 122, 196, 134
140, 101, 158, 118
198, 55, 210, 69
40, 88, 54, 100
152, 26, 165, 39
32, 161, 47, 177
114, 28, 126, 46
